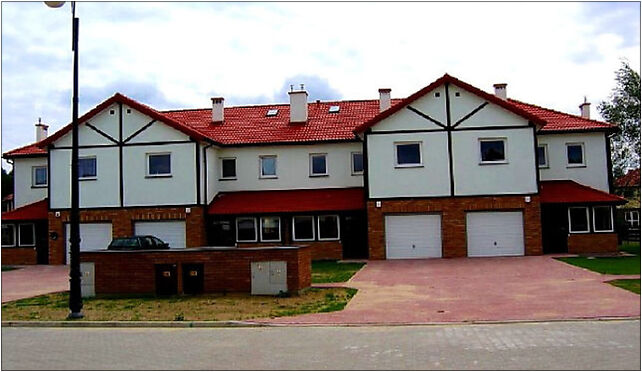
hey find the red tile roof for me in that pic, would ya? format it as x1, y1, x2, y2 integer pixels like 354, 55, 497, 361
208, 188, 364, 214
1, 199, 48, 221
615, 168, 641, 187
539, 180, 625, 204
3, 142, 47, 158
508, 99, 617, 133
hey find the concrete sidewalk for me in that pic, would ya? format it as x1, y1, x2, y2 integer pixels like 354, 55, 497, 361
2, 265, 68, 303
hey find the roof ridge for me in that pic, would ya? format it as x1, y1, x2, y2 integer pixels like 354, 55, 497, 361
161, 98, 392, 113
507, 97, 615, 127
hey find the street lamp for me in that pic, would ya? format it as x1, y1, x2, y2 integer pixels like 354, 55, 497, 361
45, 0, 83, 319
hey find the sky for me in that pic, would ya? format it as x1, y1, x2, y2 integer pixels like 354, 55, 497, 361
1, 1, 640, 170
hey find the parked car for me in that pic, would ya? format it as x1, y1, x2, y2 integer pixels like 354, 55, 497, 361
107, 236, 170, 251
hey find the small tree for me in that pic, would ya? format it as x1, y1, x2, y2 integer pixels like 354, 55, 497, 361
598, 62, 641, 178
1, 167, 13, 198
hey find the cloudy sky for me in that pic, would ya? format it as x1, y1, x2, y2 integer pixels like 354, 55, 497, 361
1, 1, 640, 169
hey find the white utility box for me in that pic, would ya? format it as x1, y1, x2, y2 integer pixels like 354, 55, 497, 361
251, 261, 287, 295
80, 262, 95, 298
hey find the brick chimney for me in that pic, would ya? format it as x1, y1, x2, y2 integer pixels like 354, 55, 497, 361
579, 97, 590, 119
493, 83, 507, 100
211, 97, 224, 123
289, 84, 308, 124
35, 118, 49, 142
379, 88, 391, 112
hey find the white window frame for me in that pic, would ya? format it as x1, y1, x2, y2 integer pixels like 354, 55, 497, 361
479, 138, 508, 164
592, 206, 614, 233
220, 157, 237, 180
625, 211, 640, 227
32, 166, 48, 187
309, 153, 328, 177
394, 141, 423, 168
351, 152, 364, 175
292, 216, 315, 241
236, 217, 258, 243
259, 216, 281, 242
568, 207, 590, 233
146, 152, 172, 177
537, 144, 549, 168
78, 156, 97, 180
259, 155, 278, 179
566, 142, 586, 167
18, 223, 36, 247
317, 214, 340, 241
2, 224, 16, 247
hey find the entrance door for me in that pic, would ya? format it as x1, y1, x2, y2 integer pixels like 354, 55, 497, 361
342, 213, 368, 259
541, 205, 569, 253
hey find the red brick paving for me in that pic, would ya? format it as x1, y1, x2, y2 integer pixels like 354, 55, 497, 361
2, 265, 69, 303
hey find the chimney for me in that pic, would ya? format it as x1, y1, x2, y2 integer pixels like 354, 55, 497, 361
379, 88, 391, 112
289, 84, 308, 123
211, 97, 224, 123
493, 83, 507, 100
35, 118, 49, 142
579, 97, 591, 119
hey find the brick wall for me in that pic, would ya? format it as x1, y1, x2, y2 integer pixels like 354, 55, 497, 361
568, 233, 618, 254
238, 241, 342, 260
48, 206, 206, 265
1, 248, 36, 265
80, 246, 311, 295
367, 195, 543, 259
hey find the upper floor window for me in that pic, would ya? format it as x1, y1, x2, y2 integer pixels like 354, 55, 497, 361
566, 143, 585, 167
568, 207, 590, 233
78, 157, 97, 180
147, 153, 171, 177
259, 155, 277, 179
351, 152, 364, 175
18, 223, 35, 246
236, 217, 257, 242
310, 153, 328, 176
32, 166, 47, 187
592, 206, 613, 232
395, 142, 422, 167
537, 144, 548, 168
221, 158, 237, 180
625, 210, 640, 227
480, 138, 507, 164
1, 224, 15, 247
260, 216, 281, 242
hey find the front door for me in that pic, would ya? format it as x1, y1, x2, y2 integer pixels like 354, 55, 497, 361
541, 205, 568, 253
342, 212, 368, 259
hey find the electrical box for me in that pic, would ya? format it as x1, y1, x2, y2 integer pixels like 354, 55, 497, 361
80, 262, 95, 298
182, 263, 204, 295
155, 264, 178, 295
251, 261, 287, 295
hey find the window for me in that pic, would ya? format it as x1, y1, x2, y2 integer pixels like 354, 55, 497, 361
568, 207, 590, 233
395, 142, 422, 167
78, 157, 97, 179
221, 158, 236, 179
147, 153, 171, 176
480, 139, 506, 163
236, 217, 257, 242
266, 109, 279, 117
593, 206, 614, 232
566, 143, 585, 167
260, 216, 281, 242
318, 215, 340, 240
259, 156, 277, 178
32, 166, 47, 187
2, 224, 15, 247
18, 223, 35, 246
329, 105, 340, 113
310, 153, 328, 176
351, 152, 364, 175
537, 144, 548, 168
292, 216, 315, 241
625, 211, 640, 228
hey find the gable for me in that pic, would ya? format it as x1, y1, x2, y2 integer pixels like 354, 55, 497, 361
55, 105, 120, 147
372, 85, 447, 132
122, 104, 190, 143
449, 87, 529, 128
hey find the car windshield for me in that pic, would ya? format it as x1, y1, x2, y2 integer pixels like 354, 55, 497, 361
109, 238, 139, 247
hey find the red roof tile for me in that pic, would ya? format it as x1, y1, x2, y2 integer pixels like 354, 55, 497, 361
3, 142, 47, 158
208, 188, 364, 214
539, 180, 625, 204
615, 168, 641, 187
1, 199, 48, 221
508, 99, 617, 133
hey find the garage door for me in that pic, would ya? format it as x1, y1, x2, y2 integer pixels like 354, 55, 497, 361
385, 214, 442, 259
466, 211, 524, 257
134, 221, 186, 249
65, 223, 112, 264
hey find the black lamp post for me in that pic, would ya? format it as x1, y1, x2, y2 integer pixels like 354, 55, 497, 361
45, 0, 83, 319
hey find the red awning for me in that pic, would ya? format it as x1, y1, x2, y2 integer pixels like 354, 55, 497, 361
208, 188, 365, 215
539, 180, 626, 204
1, 199, 48, 221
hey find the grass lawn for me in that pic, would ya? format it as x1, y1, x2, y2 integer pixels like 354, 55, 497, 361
1, 288, 357, 321
608, 279, 641, 294
1, 266, 18, 272
311, 261, 365, 283
619, 241, 641, 255
556, 256, 640, 275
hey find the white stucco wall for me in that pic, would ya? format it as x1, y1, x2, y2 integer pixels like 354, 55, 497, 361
13, 157, 48, 208
537, 132, 610, 191
448, 87, 529, 128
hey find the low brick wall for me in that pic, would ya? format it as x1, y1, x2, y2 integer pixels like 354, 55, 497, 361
1, 247, 36, 265
80, 246, 311, 295
568, 233, 619, 254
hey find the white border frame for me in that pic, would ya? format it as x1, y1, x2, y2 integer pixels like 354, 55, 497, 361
317, 214, 340, 241
259, 155, 278, 179
220, 157, 237, 180
566, 142, 586, 167
568, 206, 590, 233
309, 153, 329, 177
259, 216, 281, 242
394, 141, 423, 168
537, 143, 549, 168
18, 223, 36, 247
31, 165, 48, 187
1, 224, 16, 247
78, 156, 97, 180
592, 206, 614, 233
146, 152, 172, 177
351, 152, 364, 175
236, 217, 258, 242
292, 216, 315, 241
479, 137, 508, 165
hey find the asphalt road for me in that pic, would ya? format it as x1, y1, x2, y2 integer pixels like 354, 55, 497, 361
2, 320, 640, 370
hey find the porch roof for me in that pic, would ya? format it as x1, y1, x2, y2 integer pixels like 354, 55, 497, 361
1, 199, 48, 221
539, 180, 626, 204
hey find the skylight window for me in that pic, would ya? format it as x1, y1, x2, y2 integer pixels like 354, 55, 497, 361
328, 105, 340, 113
266, 109, 279, 117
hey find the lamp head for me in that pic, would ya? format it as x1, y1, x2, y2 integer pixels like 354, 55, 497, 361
44, 1, 65, 8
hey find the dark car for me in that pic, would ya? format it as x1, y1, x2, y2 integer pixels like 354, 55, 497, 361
107, 236, 170, 250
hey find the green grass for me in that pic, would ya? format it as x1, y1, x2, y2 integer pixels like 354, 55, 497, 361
311, 261, 365, 283
608, 279, 641, 294
619, 241, 641, 255
556, 256, 640, 275
1, 266, 18, 272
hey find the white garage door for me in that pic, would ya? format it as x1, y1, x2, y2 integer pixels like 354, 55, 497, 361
134, 221, 186, 249
385, 214, 442, 259
65, 223, 112, 264
466, 211, 524, 257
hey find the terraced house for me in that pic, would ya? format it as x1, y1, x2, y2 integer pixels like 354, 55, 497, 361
2, 74, 625, 265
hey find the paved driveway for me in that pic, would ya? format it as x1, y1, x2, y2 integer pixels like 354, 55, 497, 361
259, 256, 640, 324
2, 266, 69, 303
